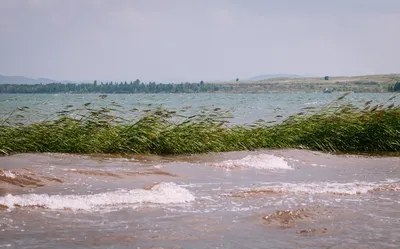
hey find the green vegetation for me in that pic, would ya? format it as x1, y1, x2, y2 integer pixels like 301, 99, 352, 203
223, 74, 399, 93
0, 94, 399, 155
0, 80, 225, 94
388, 81, 400, 92
0, 74, 399, 94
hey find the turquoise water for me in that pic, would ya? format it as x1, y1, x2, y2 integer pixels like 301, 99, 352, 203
0, 93, 398, 124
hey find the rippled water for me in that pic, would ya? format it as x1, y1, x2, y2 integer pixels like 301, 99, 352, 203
1, 93, 399, 248
1, 93, 398, 124
1, 151, 399, 248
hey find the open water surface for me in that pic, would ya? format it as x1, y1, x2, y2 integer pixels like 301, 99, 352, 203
0, 150, 399, 248
0, 93, 398, 124
0, 93, 399, 248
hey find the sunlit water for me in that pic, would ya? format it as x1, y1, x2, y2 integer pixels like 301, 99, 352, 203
0, 93, 399, 248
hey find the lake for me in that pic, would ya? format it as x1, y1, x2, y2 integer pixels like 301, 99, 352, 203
0, 93, 399, 249
0, 93, 398, 124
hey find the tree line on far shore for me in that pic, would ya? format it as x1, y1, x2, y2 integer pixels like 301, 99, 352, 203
0, 80, 228, 94
1, 80, 399, 94
388, 81, 400, 92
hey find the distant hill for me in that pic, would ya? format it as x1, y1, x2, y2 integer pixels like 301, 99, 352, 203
38, 78, 56, 84
248, 74, 303, 81
0, 75, 56, 84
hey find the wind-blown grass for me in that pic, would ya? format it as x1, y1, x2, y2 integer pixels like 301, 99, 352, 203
0, 94, 399, 155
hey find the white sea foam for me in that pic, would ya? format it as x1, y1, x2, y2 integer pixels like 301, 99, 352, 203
308, 163, 327, 167
0, 182, 195, 211
0, 170, 16, 179
280, 182, 378, 195
211, 154, 292, 170
252, 180, 399, 195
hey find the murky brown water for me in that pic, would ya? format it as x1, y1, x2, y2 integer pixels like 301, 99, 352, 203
0, 150, 399, 249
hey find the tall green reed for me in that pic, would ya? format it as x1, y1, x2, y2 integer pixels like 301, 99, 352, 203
0, 94, 399, 155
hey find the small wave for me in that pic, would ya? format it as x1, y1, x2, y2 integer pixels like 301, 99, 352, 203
209, 154, 292, 170
233, 181, 400, 197
0, 182, 194, 211
310, 163, 327, 167
262, 206, 336, 229
263, 208, 313, 228
281, 182, 378, 195
67, 169, 176, 178
0, 170, 46, 187
230, 189, 284, 198
372, 183, 400, 192
68, 169, 121, 178
280, 181, 400, 195
0, 170, 16, 179
296, 228, 329, 236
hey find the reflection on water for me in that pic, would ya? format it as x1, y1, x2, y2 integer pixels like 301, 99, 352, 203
0, 150, 399, 248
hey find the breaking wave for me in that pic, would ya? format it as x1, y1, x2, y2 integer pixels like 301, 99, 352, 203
0, 182, 194, 211
278, 181, 400, 195
209, 154, 292, 170
0, 169, 16, 179
232, 180, 400, 196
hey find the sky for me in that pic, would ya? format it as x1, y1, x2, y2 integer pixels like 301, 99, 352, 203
0, 0, 399, 82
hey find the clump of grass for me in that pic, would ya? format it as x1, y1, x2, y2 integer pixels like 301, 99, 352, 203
0, 94, 399, 155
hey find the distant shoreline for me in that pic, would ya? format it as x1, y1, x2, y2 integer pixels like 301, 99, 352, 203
0, 73, 399, 94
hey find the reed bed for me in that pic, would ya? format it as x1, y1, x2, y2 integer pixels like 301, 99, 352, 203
0, 94, 399, 155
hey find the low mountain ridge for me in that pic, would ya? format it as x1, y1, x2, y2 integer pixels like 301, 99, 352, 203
248, 74, 303, 81
0, 75, 56, 84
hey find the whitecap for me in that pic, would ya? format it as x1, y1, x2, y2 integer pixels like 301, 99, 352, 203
250, 180, 399, 196
210, 154, 292, 170
0, 182, 195, 211
0, 170, 16, 179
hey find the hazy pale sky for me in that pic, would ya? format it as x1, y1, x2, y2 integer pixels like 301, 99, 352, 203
0, 0, 399, 82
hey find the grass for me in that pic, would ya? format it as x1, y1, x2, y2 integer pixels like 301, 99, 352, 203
0, 94, 399, 155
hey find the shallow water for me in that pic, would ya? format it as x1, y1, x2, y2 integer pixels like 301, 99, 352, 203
1, 150, 399, 248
